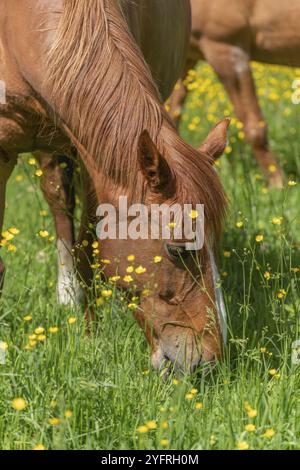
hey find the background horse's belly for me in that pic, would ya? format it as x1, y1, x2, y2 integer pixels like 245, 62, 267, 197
251, 0, 300, 66
251, 40, 300, 68
123, 0, 191, 101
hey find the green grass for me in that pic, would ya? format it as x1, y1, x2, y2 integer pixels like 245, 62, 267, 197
0, 62, 299, 450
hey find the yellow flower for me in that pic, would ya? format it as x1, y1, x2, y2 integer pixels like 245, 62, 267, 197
291, 267, 300, 273
248, 409, 257, 418
237, 441, 249, 450
33, 444, 46, 451
23, 315, 33, 322
244, 403, 258, 418
189, 210, 199, 219
236, 221, 244, 229
191, 388, 198, 395
68, 317, 77, 325
2, 231, 14, 241
126, 266, 134, 273
277, 289, 286, 299
172, 379, 179, 385
96, 297, 104, 307
9, 227, 20, 235
37, 335, 46, 342
49, 327, 59, 334
101, 289, 113, 299
35, 327, 45, 335
65, 410, 73, 418
268, 164, 277, 174
123, 275, 133, 283
101, 259, 111, 265
137, 425, 148, 434
153, 256, 162, 264
269, 369, 277, 376
12, 397, 27, 411
146, 420, 157, 430
185, 393, 194, 400
128, 303, 137, 310
25, 340, 37, 350
195, 402, 203, 410
245, 424, 256, 432
38, 230, 49, 238
160, 439, 169, 447
135, 265, 147, 275
260, 347, 267, 353
272, 217, 282, 226
110, 276, 121, 282
34, 169, 43, 177
264, 271, 271, 281
127, 255, 135, 262
16, 175, 24, 182
161, 421, 169, 430
288, 180, 297, 187
91, 264, 100, 271
28, 157, 36, 166
8, 244, 17, 253
48, 418, 61, 426
167, 222, 177, 229
262, 428, 275, 439
223, 251, 231, 258
82, 240, 89, 247
142, 289, 151, 297
255, 235, 264, 243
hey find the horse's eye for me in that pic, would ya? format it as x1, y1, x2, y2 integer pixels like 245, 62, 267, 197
165, 243, 189, 261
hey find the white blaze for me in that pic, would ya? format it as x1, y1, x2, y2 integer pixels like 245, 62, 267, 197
210, 251, 228, 345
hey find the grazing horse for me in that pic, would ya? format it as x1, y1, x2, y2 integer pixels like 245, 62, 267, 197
168, 0, 300, 188
0, 0, 228, 373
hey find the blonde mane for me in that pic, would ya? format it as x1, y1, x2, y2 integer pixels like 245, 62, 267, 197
47, 0, 226, 239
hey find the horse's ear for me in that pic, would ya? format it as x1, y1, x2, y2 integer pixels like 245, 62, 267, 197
199, 118, 230, 163
138, 130, 173, 192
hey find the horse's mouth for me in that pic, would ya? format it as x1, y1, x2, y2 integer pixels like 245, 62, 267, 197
151, 344, 205, 376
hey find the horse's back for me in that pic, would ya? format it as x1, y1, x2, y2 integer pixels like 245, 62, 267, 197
123, 0, 191, 100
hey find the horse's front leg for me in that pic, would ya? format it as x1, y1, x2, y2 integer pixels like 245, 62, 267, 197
36, 151, 84, 306
0, 152, 18, 295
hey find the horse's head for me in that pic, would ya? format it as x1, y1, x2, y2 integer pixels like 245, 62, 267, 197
97, 120, 229, 374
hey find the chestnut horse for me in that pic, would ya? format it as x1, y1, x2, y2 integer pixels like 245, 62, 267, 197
168, 0, 300, 188
0, 0, 228, 373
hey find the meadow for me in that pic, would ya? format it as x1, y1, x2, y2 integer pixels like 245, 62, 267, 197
0, 62, 299, 450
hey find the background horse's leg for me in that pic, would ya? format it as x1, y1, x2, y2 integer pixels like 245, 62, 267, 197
168, 55, 200, 128
200, 39, 284, 188
0, 153, 18, 295
36, 151, 84, 306
168, 79, 189, 128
